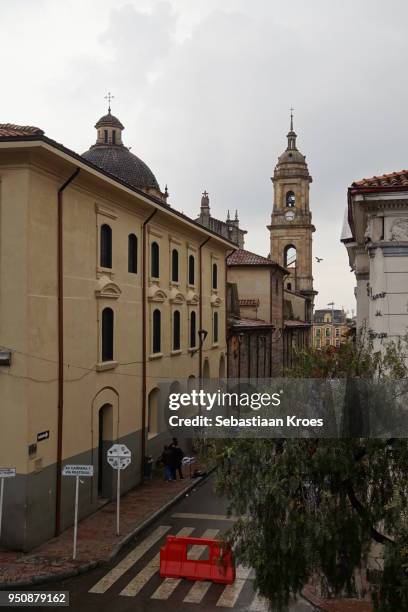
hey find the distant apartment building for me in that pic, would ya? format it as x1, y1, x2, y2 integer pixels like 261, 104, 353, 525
313, 309, 348, 349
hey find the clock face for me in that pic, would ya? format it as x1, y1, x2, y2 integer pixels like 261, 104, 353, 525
285, 210, 295, 221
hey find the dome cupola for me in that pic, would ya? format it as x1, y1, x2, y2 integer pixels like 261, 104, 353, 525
82, 94, 167, 202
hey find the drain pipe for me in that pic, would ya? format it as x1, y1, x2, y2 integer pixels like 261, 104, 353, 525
198, 237, 211, 382
55, 168, 80, 536
141, 209, 158, 477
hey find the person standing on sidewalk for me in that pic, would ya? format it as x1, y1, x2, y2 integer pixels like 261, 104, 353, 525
160, 445, 173, 482
169, 438, 184, 480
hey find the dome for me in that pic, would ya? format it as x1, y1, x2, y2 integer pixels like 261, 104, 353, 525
82, 108, 161, 193
95, 113, 124, 130
83, 145, 160, 191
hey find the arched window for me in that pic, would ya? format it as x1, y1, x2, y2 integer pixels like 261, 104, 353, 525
212, 263, 218, 290
286, 191, 296, 207
188, 254, 195, 285
152, 309, 161, 353
100, 224, 112, 268
284, 245, 297, 268
171, 248, 179, 282
128, 234, 137, 273
101, 307, 114, 362
173, 310, 181, 350
213, 311, 219, 343
151, 241, 159, 278
190, 311, 196, 348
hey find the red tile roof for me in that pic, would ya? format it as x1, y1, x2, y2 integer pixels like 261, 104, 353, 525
227, 248, 274, 266
350, 169, 408, 193
0, 123, 44, 137
239, 298, 260, 307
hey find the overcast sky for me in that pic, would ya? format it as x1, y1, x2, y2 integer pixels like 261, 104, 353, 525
2, 0, 408, 312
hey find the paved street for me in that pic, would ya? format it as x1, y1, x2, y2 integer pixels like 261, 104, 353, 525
42, 477, 312, 611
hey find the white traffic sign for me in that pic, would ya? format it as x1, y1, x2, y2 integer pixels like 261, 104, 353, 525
62, 464, 94, 560
107, 444, 132, 536
62, 464, 94, 477
107, 444, 131, 458
0, 468, 16, 541
0, 468, 16, 478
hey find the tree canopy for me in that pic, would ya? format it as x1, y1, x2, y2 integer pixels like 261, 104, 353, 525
213, 336, 408, 611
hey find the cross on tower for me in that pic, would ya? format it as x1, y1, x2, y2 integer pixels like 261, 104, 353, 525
105, 92, 114, 113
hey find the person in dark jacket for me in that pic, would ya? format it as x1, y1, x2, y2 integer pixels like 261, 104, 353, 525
160, 445, 173, 482
169, 437, 184, 479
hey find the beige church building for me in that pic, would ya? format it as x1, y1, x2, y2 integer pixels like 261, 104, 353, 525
0, 111, 233, 551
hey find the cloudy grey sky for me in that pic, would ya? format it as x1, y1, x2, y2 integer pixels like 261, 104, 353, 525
2, 0, 408, 312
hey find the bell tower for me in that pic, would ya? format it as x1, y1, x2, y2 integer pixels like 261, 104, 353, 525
268, 111, 316, 316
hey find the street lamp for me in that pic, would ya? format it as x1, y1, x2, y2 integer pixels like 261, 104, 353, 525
198, 328, 208, 347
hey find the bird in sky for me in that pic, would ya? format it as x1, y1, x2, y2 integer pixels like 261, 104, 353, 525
315, 257, 323, 262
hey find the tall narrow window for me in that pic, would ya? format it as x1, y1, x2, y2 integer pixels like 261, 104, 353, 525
190, 311, 196, 348
102, 308, 114, 362
188, 254, 195, 285
212, 263, 218, 290
104, 130, 108, 143
284, 245, 297, 268
171, 249, 179, 282
173, 310, 181, 350
112, 130, 116, 144
151, 241, 159, 278
213, 311, 219, 343
153, 309, 161, 353
100, 224, 112, 268
128, 234, 137, 273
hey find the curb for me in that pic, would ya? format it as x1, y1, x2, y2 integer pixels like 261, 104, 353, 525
0, 469, 214, 589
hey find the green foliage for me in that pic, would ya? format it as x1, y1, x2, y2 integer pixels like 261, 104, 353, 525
213, 334, 408, 611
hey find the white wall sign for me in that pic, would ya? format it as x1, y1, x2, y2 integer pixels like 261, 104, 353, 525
0, 468, 16, 478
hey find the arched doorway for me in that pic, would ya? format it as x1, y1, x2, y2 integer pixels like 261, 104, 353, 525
98, 403, 113, 498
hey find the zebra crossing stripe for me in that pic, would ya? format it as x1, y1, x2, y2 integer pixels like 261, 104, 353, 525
183, 580, 212, 604
216, 565, 252, 608
120, 527, 194, 597
89, 525, 171, 594
151, 528, 219, 601
249, 593, 269, 611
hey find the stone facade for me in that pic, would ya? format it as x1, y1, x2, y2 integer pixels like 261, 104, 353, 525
312, 309, 348, 349
342, 170, 408, 352
196, 191, 247, 248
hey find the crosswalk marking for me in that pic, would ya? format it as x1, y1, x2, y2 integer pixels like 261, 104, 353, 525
172, 512, 237, 522
120, 527, 194, 597
249, 593, 269, 611
89, 525, 171, 594
183, 579, 213, 604
152, 528, 219, 601
216, 565, 252, 608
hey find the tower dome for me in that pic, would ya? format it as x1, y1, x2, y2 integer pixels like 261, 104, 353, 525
274, 110, 311, 181
82, 103, 165, 200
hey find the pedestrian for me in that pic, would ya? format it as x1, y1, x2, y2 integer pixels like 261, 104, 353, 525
169, 437, 184, 480
160, 445, 173, 482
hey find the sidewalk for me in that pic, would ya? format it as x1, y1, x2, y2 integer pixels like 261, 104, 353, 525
0, 465, 205, 588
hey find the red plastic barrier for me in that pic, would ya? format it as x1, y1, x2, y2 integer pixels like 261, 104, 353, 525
160, 536, 236, 584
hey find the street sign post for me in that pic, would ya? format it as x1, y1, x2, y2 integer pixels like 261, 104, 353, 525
107, 444, 131, 536
0, 468, 16, 540
62, 464, 94, 559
